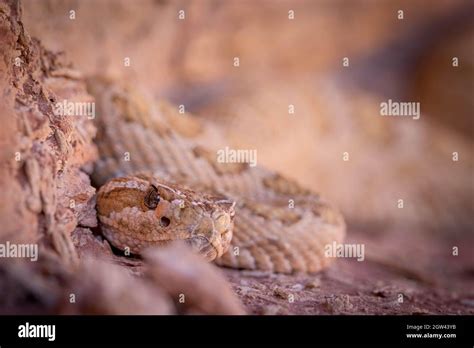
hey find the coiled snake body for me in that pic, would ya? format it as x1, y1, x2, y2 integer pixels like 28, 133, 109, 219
91, 79, 345, 273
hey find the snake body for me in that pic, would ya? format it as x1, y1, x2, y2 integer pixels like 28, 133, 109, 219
91, 79, 345, 273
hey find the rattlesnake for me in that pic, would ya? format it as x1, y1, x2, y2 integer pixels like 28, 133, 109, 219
90, 78, 345, 273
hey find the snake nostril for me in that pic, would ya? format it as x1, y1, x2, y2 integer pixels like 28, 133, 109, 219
160, 216, 171, 227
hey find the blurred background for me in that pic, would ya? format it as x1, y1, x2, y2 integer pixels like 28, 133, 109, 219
21, 0, 473, 288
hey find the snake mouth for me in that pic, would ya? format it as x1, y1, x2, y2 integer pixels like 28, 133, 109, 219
184, 236, 218, 261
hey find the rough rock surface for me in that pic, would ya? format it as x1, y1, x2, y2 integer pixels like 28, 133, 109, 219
0, 0, 97, 265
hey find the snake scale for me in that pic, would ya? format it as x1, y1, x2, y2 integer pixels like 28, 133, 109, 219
90, 78, 345, 273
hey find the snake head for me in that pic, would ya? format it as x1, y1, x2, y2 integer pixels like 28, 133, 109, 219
97, 174, 235, 261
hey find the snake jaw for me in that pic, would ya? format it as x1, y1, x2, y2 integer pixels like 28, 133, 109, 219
187, 208, 235, 259
184, 236, 218, 261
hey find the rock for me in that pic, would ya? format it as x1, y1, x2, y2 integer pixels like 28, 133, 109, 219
0, 0, 98, 266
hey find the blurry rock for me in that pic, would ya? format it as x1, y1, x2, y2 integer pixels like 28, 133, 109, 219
414, 25, 474, 139
144, 244, 246, 315
0, 255, 64, 314
0, 254, 174, 315
60, 258, 174, 315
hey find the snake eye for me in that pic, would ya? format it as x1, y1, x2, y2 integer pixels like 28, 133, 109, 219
144, 185, 160, 209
